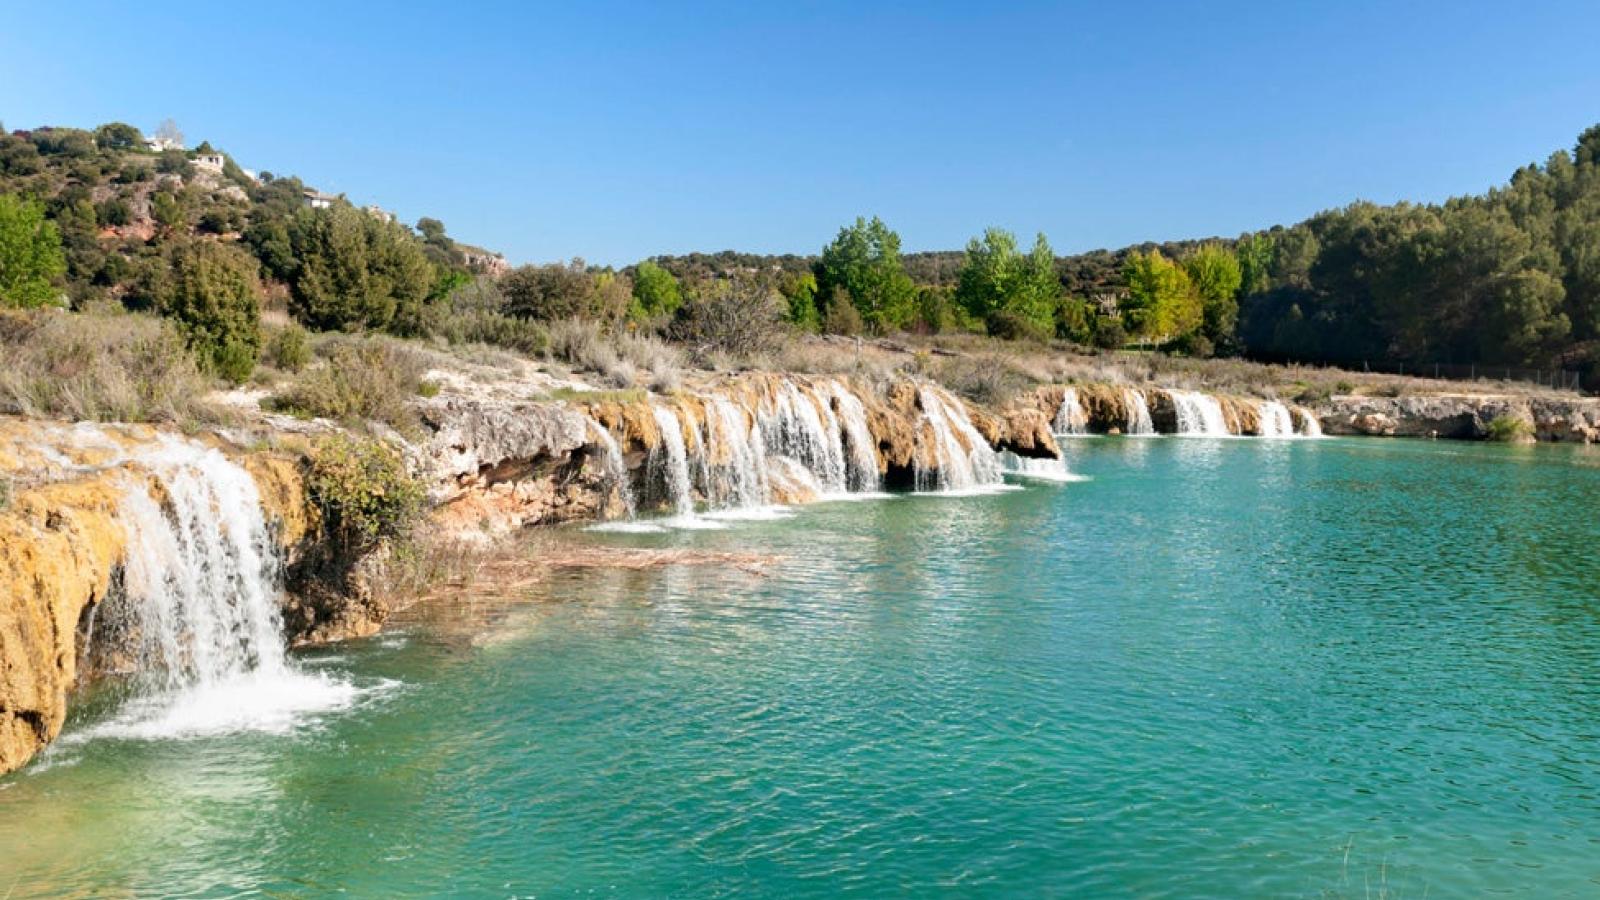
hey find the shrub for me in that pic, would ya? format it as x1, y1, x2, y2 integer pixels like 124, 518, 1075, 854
305, 434, 426, 563
441, 310, 549, 355
1292, 382, 1332, 406
821, 287, 864, 336
262, 323, 312, 372
0, 308, 220, 423
931, 353, 1035, 406
670, 275, 788, 355
1485, 415, 1533, 442
1091, 317, 1127, 350
984, 308, 1050, 343
267, 337, 429, 433
501, 260, 608, 322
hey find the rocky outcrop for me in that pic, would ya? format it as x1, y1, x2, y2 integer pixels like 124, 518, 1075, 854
1318, 394, 1600, 442
418, 397, 615, 539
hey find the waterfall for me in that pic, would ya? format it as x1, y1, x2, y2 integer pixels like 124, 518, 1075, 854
914, 386, 1003, 492
1124, 389, 1156, 435
827, 382, 882, 492
999, 451, 1089, 483
701, 396, 770, 509
764, 381, 848, 495
1298, 410, 1324, 438
586, 418, 636, 518
1256, 400, 1295, 438
79, 435, 360, 742
1053, 388, 1089, 435
1168, 390, 1229, 436
649, 404, 697, 519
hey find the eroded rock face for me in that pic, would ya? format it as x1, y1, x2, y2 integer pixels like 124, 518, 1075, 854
1317, 395, 1600, 441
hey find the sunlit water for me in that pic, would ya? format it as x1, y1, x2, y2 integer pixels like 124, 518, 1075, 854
6, 438, 1600, 897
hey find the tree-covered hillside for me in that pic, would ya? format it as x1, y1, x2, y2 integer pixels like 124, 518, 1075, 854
4, 119, 1600, 389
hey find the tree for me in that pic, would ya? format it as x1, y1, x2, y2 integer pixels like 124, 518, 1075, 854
1122, 250, 1200, 344
284, 203, 437, 333
0, 195, 66, 308
1183, 243, 1243, 344
155, 118, 184, 148
1237, 233, 1274, 299
94, 122, 144, 151
953, 228, 1060, 339
815, 216, 917, 332
780, 271, 820, 332
500, 260, 596, 321
160, 240, 262, 382
668, 273, 787, 353
631, 260, 683, 320
151, 191, 184, 229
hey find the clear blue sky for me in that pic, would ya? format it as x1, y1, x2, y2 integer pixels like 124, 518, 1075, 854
4, 1, 1598, 266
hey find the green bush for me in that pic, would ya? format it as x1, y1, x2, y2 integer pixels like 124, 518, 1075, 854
984, 308, 1050, 343
1485, 415, 1533, 442
262, 323, 312, 372
305, 434, 426, 560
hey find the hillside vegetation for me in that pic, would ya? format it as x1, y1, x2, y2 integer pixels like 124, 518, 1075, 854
2, 119, 1599, 411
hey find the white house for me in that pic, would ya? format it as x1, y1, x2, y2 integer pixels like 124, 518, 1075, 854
302, 190, 337, 210
144, 136, 183, 152
192, 153, 225, 174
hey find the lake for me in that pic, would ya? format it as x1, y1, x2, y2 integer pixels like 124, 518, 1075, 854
5, 436, 1600, 897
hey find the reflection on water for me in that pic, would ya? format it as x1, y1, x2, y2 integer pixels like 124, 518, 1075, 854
5, 438, 1600, 897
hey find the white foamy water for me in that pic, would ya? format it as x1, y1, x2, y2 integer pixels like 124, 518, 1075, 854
1256, 400, 1295, 438
914, 385, 1003, 492
1167, 390, 1230, 436
79, 435, 366, 742
1053, 388, 1089, 435
1000, 451, 1091, 483
1298, 409, 1324, 437
1124, 389, 1156, 436
587, 417, 636, 517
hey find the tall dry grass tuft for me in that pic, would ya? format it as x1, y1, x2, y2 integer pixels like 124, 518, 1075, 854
0, 308, 225, 425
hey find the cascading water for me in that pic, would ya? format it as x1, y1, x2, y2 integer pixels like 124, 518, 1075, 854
826, 383, 882, 493
999, 451, 1089, 483
1167, 390, 1230, 436
1053, 387, 1089, 435
78, 435, 361, 742
765, 382, 848, 495
586, 418, 636, 517
649, 403, 697, 520
1256, 400, 1295, 438
1124, 389, 1156, 435
914, 386, 1003, 492
1298, 410, 1324, 438
700, 397, 772, 511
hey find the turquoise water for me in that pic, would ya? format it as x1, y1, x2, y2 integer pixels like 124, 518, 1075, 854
6, 437, 1600, 897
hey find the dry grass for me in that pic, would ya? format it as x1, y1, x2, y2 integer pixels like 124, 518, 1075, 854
266, 335, 433, 434
547, 319, 683, 389
0, 308, 227, 425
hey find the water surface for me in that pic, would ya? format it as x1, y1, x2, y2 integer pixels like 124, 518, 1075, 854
6, 437, 1600, 897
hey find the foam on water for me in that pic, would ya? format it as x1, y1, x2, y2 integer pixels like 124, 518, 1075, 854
1000, 451, 1091, 483
70, 433, 370, 745
67, 671, 385, 743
